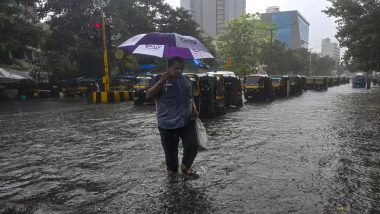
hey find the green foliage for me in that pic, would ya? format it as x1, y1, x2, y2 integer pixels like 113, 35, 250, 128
0, 0, 43, 64
260, 39, 336, 76
310, 54, 337, 76
39, 0, 204, 79
324, 0, 380, 71
217, 13, 270, 76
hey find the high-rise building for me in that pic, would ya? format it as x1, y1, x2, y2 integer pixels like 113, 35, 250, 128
321, 38, 340, 62
180, 0, 246, 36
261, 7, 309, 49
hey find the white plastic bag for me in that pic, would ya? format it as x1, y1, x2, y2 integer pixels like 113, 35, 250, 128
196, 118, 208, 150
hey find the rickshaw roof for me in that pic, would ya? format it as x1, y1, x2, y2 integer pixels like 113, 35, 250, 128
183, 73, 208, 78
247, 74, 269, 77
208, 71, 237, 78
136, 76, 153, 79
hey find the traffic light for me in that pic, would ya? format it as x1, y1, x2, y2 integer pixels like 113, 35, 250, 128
95, 23, 102, 29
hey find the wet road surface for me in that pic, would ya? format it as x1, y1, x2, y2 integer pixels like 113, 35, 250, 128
0, 84, 379, 213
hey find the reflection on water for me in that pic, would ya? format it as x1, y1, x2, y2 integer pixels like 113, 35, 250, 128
158, 178, 212, 214
0, 85, 379, 213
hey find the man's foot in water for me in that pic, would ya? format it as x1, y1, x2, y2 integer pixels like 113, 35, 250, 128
181, 164, 200, 179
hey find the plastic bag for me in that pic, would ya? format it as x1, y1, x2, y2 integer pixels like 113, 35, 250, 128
196, 118, 208, 150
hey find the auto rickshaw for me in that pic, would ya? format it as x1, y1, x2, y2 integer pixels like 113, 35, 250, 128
208, 71, 243, 107
345, 76, 351, 84
331, 77, 339, 86
64, 78, 98, 97
289, 76, 303, 95
271, 75, 289, 97
300, 76, 307, 91
243, 74, 274, 101
184, 72, 226, 117
326, 77, 334, 87
133, 75, 154, 105
306, 77, 315, 90
373, 76, 378, 85
313, 76, 328, 90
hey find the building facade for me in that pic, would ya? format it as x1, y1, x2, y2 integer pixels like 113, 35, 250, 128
321, 38, 340, 62
180, 0, 246, 36
261, 8, 310, 49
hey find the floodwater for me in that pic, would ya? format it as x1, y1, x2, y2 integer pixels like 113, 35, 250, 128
0, 84, 379, 214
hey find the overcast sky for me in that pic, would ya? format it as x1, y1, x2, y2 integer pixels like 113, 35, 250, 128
164, 0, 339, 53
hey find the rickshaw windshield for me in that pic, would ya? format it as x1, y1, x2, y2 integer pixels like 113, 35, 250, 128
246, 76, 262, 85
354, 76, 364, 81
271, 78, 281, 84
136, 78, 151, 86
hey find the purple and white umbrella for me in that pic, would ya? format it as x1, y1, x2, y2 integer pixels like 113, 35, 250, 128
118, 32, 214, 60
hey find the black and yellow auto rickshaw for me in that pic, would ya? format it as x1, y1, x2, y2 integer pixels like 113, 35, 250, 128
306, 76, 315, 90
184, 72, 226, 117
133, 75, 154, 105
208, 71, 243, 107
300, 76, 307, 91
243, 74, 274, 101
326, 77, 334, 87
345, 76, 351, 84
312, 76, 328, 90
331, 76, 339, 86
64, 78, 98, 97
289, 76, 303, 95
271, 75, 289, 97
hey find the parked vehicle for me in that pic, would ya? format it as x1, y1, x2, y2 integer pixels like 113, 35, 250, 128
352, 73, 367, 88
331, 76, 340, 86
289, 76, 303, 95
300, 76, 307, 91
111, 76, 135, 92
0, 68, 36, 98
184, 72, 226, 117
373, 76, 378, 85
312, 76, 328, 91
63, 78, 98, 97
133, 76, 154, 105
243, 74, 274, 101
327, 77, 334, 87
306, 76, 315, 90
208, 71, 243, 107
271, 75, 290, 97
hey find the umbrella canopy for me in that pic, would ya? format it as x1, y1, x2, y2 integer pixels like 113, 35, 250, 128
118, 32, 214, 60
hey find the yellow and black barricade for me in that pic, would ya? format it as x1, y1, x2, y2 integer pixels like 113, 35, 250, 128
92, 91, 133, 104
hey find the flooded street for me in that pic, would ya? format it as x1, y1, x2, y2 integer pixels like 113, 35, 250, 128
1, 84, 379, 213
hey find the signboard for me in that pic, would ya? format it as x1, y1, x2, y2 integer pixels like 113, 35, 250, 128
115, 49, 124, 60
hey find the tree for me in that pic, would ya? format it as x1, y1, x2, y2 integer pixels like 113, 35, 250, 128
324, 0, 380, 71
259, 40, 290, 74
310, 54, 336, 76
284, 48, 310, 75
217, 13, 270, 76
39, 0, 205, 79
0, 0, 43, 64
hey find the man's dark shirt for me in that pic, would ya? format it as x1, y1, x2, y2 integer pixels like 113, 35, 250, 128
149, 74, 193, 129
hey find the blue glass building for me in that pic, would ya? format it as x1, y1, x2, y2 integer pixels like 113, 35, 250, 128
261, 10, 309, 49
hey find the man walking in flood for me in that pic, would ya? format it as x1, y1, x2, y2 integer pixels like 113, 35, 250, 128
147, 57, 199, 178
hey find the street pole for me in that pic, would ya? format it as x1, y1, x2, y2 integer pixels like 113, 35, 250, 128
270, 30, 273, 75
309, 52, 312, 76
101, 10, 110, 92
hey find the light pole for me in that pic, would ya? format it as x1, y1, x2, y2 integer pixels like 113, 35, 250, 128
94, 0, 111, 92
268, 23, 297, 74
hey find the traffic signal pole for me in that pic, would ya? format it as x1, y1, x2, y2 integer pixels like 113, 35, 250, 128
101, 10, 110, 92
